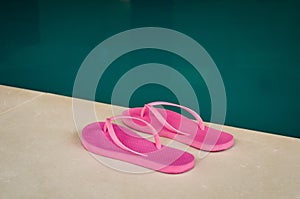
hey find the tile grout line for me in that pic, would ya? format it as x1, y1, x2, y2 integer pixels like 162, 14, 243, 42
0, 93, 45, 116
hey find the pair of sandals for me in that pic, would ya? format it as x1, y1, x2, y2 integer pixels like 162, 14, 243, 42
81, 101, 234, 174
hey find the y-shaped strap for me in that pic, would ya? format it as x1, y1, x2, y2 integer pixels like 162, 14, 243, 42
103, 115, 161, 157
140, 101, 205, 136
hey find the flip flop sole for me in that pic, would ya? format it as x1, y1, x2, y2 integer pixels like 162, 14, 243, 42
122, 108, 234, 152
82, 122, 195, 174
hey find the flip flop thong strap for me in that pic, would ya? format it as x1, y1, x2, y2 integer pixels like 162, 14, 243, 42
141, 101, 205, 136
103, 115, 161, 157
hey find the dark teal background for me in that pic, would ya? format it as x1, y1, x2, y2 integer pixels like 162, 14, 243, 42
0, 0, 299, 137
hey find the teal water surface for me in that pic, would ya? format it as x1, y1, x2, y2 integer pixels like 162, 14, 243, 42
0, 0, 299, 137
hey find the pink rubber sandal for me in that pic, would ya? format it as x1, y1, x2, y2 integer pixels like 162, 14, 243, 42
81, 115, 194, 174
121, 101, 234, 152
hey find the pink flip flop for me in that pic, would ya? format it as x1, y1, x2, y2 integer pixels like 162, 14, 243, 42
121, 101, 234, 152
81, 115, 194, 174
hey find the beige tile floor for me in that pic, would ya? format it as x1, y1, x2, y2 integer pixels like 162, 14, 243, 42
0, 85, 299, 199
